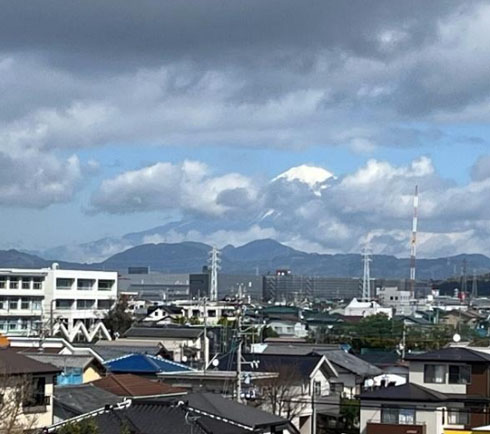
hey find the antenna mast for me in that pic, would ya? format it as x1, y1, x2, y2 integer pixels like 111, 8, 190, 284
361, 247, 372, 300
409, 185, 418, 297
472, 269, 478, 299
209, 247, 221, 302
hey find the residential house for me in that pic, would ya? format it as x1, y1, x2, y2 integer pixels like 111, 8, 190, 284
109, 325, 206, 363
360, 347, 490, 434
104, 353, 193, 377
0, 348, 60, 431
218, 352, 339, 434
23, 353, 105, 384
344, 298, 393, 318
253, 342, 382, 398
47, 393, 298, 434
53, 373, 185, 421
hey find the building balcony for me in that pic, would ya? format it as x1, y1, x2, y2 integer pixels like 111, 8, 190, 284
366, 422, 426, 434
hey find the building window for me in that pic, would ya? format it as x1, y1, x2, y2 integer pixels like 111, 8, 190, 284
313, 381, 322, 396
9, 278, 19, 289
97, 300, 113, 310
0, 278, 6, 289
33, 278, 42, 290
448, 409, 469, 425
0, 322, 5, 330
449, 365, 471, 384
208, 309, 216, 318
21, 300, 30, 310
0, 299, 5, 310
21, 280, 30, 289
76, 300, 94, 310
8, 300, 18, 310
381, 407, 415, 425
77, 279, 94, 290
32, 300, 41, 311
55, 299, 73, 309
56, 278, 74, 290
98, 280, 114, 291
424, 364, 446, 383
24, 376, 47, 408
8, 322, 17, 331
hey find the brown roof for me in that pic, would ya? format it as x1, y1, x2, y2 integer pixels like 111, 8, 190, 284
91, 374, 185, 397
0, 349, 60, 375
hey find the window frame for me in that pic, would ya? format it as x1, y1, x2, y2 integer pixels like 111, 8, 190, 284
424, 364, 446, 384
448, 364, 471, 385
381, 406, 416, 425
447, 408, 469, 425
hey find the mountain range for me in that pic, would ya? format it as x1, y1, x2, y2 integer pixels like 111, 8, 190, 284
5, 239, 490, 280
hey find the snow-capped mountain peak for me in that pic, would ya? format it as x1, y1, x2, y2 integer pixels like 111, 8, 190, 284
271, 164, 335, 187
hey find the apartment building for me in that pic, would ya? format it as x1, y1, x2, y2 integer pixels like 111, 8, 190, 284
360, 347, 490, 434
43, 264, 117, 334
0, 264, 117, 339
0, 269, 46, 334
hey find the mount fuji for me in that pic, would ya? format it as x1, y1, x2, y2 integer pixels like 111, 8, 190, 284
39, 165, 337, 263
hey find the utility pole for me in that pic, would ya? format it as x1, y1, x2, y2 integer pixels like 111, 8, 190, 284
203, 297, 209, 370
409, 185, 419, 298
472, 269, 478, 299
236, 303, 243, 403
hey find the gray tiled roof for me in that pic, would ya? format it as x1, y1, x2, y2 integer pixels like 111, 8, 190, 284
24, 354, 96, 370
54, 384, 122, 418
185, 392, 287, 428
125, 326, 203, 339
0, 349, 60, 375
360, 382, 448, 402
315, 350, 382, 377
405, 347, 490, 362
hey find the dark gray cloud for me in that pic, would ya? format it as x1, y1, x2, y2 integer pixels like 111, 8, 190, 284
0, 1, 456, 66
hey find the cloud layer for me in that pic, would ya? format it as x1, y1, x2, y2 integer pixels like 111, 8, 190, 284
86, 156, 490, 259
2, 2, 490, 256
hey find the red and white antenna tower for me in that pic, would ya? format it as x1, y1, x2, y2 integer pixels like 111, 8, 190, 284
409, 185, 419, 297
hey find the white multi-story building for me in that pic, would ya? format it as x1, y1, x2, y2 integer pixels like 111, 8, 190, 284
0, 269, 46, 334
0, 264, 117, 340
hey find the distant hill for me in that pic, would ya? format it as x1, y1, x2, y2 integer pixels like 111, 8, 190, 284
99, 239, 490, 280
4, 239, 490, 281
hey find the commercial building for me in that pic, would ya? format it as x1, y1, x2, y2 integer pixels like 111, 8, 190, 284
263, 271, 362, 302
0, 264, 117, 340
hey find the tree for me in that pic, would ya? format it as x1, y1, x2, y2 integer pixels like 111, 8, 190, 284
103, 298, 133, 337
255, 363, 307, 420
57, 419, 99, 434
0, 373, 39, 434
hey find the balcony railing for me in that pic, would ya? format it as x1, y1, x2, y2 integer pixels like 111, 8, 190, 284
23, 395, 50, 413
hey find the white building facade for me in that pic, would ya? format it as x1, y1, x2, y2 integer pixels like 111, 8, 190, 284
0, 264, 117, 340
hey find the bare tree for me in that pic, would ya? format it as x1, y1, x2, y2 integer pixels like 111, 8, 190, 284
0, 373, 39, 434
255, 363, 308, 420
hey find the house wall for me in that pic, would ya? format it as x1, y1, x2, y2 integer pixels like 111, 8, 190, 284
83, 365, 102, 383
1, 374, 56, 430
409, 361, 466, 394
360, 400, 468, 434
360, 400, 440, 434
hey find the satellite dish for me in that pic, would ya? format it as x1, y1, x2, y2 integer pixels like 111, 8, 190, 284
182, 355, 188, 363
212, 359, 219, 367
365, 378, 374, 389
453, 333, 461, 343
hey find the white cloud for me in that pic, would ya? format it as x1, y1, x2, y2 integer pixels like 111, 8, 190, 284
90, 160, 256, 216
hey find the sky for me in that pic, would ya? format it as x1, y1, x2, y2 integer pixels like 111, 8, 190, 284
2, 1, 490, 260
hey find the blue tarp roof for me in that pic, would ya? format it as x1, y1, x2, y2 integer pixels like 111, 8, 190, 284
104, 354, 193, 374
